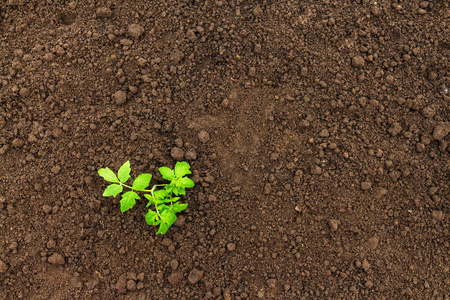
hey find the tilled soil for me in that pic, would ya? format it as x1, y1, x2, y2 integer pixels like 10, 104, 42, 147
0, 0, 449, 299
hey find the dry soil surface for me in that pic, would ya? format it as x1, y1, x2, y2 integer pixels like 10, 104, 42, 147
0, 0, 449, 299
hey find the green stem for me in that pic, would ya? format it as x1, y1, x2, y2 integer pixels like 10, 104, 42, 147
120, 183, 169, 218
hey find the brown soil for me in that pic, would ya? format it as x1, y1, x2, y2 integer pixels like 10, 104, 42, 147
1, 0, 449, 299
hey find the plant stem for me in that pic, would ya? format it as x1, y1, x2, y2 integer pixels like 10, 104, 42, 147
120, 183, 170, 218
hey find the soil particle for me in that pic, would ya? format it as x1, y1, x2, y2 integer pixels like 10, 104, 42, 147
319, 128, 329, 137
51, 165, 61, 174
361, 181, 372, 190
170, 259, 179, 270
174, 215, 185, 227
371, 5, 381, 16
365, 280, 374, 289
263, 183, 271, 195
254, 43, 262, 53
248, 67, 256, 77
116, 274, 127, 294
352, 55, 365, 68
422, 106, 436, 118
432, 123, 450, 140
184, 149, 197, 161
388, 123, 402, 136
198, 130, 210, 143
328, 219, 340, 231
127, 280, 136, 291
168, 272, 183, 285
47, 253, 65, 265
186, 29, 196, 41
227, 243, 236, 252
362, 259, 371, 272
128, 24, 145, 38
170, 50, 184, 63
19, 87, 30, 98
188, 268, 203, 284
431, 211, 444, 222
42, 205, 52, 214
96, 7, 112, 18
113, 90, 127, 105
12, 139, 24, 148
266, 278, 277, 288
311, 165, 322, 175
171, 147, 185, 161
375, 188, 388, 199
0, 259, 8, 273
367, 236, 379, 250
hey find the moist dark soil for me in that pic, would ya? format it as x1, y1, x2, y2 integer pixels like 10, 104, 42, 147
1, 0, 449, 299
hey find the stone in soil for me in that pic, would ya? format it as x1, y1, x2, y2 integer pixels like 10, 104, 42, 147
113, 90, 127, 105
432, 123, 450, 140
168, 272, 183, 285
96, 7, 112, 18
188, 268, 203, 284
0, 259, 8, 273
198, 130, 210, 143
352, 55, 365, 68
128, 24, 145, 38
170, 147, 185, 161
47, 253, 65, 265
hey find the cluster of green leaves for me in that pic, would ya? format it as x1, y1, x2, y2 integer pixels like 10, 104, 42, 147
98, 161, 194, 234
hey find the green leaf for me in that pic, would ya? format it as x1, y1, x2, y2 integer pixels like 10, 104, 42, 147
154, 189, 169, 199
144, 194, 154, 206
98, 167, 119, 183
165, 184, 174, 194
171, 202, 188, 213
102, 184, 123, 197
176, 177, 195, 189
132, 173, 152, 191
172, 187, 186, 196
156, 210, 177, 234
145, 209, 160, 225
118, 161, 131, 183
174, 161, 192, 178
120, 191, 140, 213
159, 167, 175, 181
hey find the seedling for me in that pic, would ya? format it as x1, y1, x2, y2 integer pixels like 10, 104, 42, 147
98, 161, 195, 234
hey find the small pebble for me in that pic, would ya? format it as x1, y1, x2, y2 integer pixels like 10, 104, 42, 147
367, 236, 379, 250
12, 139, 24, 148
47, 253, 65, 265
227, 243, 236, 251
19, 87, 30, 98
170, 147, 185, 161
198, 130, 210, 143
352, 55, 365, 68
184, 149, 197, 161
42, 205, 52, 214
127, 280, 136, 291
128, 24, 145, 38
188, 268, 203, 284
361, 181, 372, 190
113, 90, 127, 105
431, 210, 444, 222
96, 7, 112, 18
168, 272, 183, 285
266, 279, 277, 288
170, 259, 179, 270
310, 165, 322, 175
362, 258, 371, 272
0, 259, 8, 273
432, 123, 450, 140
328, 219, 339, 231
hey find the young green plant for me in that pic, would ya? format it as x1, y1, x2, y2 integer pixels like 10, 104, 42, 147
98, 161, 194, 234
